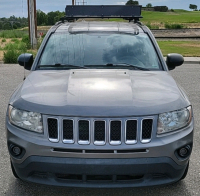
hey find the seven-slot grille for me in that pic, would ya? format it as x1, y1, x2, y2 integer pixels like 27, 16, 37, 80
47, 117, 153, 145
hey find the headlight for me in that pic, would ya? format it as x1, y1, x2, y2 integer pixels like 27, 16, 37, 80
8, 105, 43, 133
157, 106, 192, 135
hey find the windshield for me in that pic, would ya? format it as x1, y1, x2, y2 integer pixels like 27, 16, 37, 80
38, 32, 161, 70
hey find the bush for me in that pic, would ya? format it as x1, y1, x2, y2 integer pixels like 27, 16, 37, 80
145, 22, 159, 29
3, 40, 28, 63
154, 6, 168, 12
146, 22, 151, 29
1, 38, 6, 42
165, 23, 183, 29
171, 9, 174, 12
22, 35, 31, 49
3, 49, 21, 64
11, 38, 20, 43
4, 42, 27, 52
151, 25, 159, 29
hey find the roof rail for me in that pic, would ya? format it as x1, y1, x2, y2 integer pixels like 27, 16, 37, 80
64, 5, 143, 22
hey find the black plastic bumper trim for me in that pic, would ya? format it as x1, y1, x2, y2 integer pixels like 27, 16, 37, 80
12, 156, 188, 188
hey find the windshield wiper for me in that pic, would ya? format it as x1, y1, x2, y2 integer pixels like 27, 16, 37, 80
38, 64, 88, 69
106, 63, 149, 71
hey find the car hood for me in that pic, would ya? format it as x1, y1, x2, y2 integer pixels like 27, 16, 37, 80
11, 69, 190, 117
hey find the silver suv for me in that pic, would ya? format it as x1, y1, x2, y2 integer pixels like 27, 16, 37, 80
6, 5, 194, 188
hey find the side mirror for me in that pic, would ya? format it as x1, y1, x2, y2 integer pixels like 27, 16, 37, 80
166, 53, 184, 70
18, 53, 33, 70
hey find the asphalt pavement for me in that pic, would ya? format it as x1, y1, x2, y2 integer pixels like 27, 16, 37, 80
0, 62, 200, 196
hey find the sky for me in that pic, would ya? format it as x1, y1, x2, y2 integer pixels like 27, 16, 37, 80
0, 0, 199, 18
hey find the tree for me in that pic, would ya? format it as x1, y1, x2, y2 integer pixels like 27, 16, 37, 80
189, 4, 197, 10
3, 22, 12, 30
47, 11, 65, 25
37, 10, 47, 26
126, 0, 139, 5
146, 3, 152, 8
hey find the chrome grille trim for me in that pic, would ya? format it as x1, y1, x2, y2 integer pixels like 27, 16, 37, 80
94, 120, 106, 146
46, 116, 154, 145
62, 119, 74, 144
47, 117, 59, 143
109, 120, 122, 145
140, 118, 153, 144
125, 119, 137, 145
78, 120, 90, 145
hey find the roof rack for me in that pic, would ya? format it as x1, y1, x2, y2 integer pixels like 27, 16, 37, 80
64, 5, 143, 22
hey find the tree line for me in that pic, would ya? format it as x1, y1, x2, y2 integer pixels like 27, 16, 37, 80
0, 16, 28, 30
37, 10, 65, 26
0, 10, 65, 30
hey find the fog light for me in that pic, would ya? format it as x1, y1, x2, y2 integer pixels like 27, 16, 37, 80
178, 145, 191, 158
12, 146, 22, 156
9, 143, 25, 158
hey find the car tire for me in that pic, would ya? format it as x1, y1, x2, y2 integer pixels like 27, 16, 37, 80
180, 161, 189, 180
10, 160, 19, 179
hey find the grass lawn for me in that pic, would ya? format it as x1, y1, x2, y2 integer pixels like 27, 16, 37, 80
141, 10, 200, 24
158, 40, 200, 56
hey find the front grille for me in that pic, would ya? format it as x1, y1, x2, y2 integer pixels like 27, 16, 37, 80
47, 117, 154, 145
47, 118, 58, 142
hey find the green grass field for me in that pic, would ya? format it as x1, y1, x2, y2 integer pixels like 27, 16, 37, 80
141, 10, 200, 28
158, 41, 200, 56
87, 10, 200, 28
141, 10, 200, 24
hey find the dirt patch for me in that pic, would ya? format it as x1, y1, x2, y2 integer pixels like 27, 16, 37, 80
183, 23, 200, 28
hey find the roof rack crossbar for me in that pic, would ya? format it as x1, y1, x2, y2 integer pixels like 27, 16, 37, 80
64, 5, 143, 21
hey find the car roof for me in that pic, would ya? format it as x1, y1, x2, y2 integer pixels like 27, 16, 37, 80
54, 21, 144, 34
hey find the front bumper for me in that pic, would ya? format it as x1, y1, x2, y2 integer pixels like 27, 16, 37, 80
6, 116, 194, 187
12, 156, 188, 188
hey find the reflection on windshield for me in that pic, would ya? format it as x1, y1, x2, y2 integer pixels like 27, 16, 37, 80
39, 33, 160, 70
